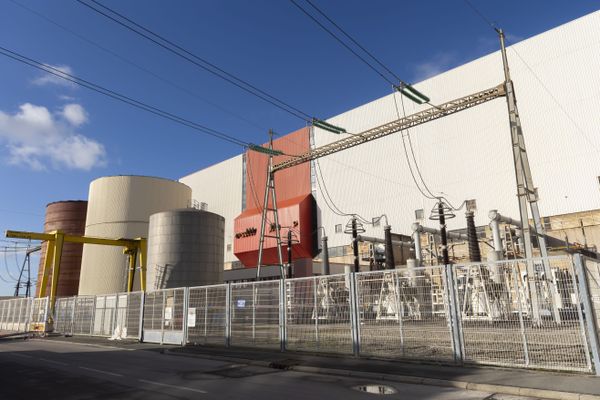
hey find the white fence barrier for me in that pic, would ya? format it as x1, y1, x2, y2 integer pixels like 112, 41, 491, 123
0, 296, 48, 333
7, 255, 600, 375
53, 291, 143, 340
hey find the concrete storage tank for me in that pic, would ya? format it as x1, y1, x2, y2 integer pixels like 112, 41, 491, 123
35, 200, 87, 297
146, 209, 225, 289
78, 176, 191, 295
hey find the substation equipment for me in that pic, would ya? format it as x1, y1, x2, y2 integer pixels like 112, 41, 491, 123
254, 30, 562, 326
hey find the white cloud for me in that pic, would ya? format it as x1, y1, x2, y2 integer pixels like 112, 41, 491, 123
0, 103, 106, 171
61, 103, 88, 126
412, 52, 459, 82
32, 64, 76, 88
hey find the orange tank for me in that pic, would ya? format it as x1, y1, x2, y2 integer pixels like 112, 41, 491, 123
35, 201, 87, 297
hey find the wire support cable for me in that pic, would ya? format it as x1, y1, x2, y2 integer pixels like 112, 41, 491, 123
0, 46, 250, 148
77, 0, 313, 122
8, 0, 268, 134
461, 0, 599, 152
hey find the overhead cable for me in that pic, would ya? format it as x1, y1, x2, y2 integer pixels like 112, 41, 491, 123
77, 0, 313, 122
8, 0, 268, 134
0, 46, 249, 147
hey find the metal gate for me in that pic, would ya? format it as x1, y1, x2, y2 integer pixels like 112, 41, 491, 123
142, 288, 186, 344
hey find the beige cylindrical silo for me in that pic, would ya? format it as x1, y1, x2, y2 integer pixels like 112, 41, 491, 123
78, 176, 191, 295
146, 209, 225, 290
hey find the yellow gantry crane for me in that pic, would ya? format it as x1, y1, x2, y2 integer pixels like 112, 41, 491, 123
5, 230, 147, 314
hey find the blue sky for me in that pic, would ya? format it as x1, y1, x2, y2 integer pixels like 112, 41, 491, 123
0, 0, 598, 295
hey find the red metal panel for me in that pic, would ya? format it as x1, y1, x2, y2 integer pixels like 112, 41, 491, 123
245, 127, 311, 211
234, 194, 315, 267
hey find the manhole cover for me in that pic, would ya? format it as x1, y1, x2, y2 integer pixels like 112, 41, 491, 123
353, 384, 397, 395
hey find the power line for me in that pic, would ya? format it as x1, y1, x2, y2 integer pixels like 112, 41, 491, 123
8, 0, 268, 134
461, 0, 600, 152
0, 46, 249, 147
77, 0, 313, 122
289, 0, 395, 85
302, 0, 401, 83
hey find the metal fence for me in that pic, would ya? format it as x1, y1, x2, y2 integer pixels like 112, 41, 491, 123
53, 291, 143, 339
285, 274, 353, 354
187, 284, 228, 346
142, 288, 185, 344
11, 255, 600, 375
452, 257, 590, 372
0, 296, 36, 332
355, 267, 454, 361
230, 280, 280, 349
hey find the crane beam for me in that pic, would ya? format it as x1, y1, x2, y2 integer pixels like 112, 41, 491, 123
273, 84, 506, 172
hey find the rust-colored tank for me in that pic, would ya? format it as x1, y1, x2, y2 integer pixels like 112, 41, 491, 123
35, 201, 87, 297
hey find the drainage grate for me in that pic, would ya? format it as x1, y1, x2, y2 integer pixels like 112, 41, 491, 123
353, 384, 397, 395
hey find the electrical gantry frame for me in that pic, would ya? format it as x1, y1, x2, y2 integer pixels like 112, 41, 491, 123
256, 30, 550, 297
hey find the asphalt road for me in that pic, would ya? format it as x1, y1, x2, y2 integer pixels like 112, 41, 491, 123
0, 338, 534, 400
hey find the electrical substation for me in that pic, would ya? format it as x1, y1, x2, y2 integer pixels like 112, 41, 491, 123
2, 7, 600, 378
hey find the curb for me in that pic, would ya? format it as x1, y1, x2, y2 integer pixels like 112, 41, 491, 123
165, 349, 600, 400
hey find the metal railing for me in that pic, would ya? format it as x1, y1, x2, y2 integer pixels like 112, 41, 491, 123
53, 291, 143, 339
12, 255, 600, 375
0, 296, 48, 333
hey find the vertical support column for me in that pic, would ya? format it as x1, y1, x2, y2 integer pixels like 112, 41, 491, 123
160, 290, 166, 345
70, 297, 77, 336
352, 218, 360, 273
573, 255, 600, 374
413, 230, 422, 266
204, 288, 209, 339
279, 279, 286, 352
348, 272, 361, 357
512, 265, 530, 366
252, 284, 257, 341
384, 225, 395, 270
392, 271, 405, 356
111, 294, 119, 338
322, 236, 330, 275
444, 264, 464, 364
313, 277, 320, 346
225, 282, 231, 347
182, 287, 190, 346
138, 291, 145, 342
50, 232, 65, 316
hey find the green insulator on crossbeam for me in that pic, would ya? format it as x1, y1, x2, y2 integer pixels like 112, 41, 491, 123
395, 83, 431, 104
312, 118, 347, 134
248, 144, 284, 156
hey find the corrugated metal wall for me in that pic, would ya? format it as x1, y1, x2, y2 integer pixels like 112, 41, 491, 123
313, 11, 600, 249
180, 156, 244, 265
78, 176, 191, 295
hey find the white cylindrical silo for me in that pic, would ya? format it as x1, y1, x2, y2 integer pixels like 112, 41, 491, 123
78, 176, 192, 295
146, 209, 224, 290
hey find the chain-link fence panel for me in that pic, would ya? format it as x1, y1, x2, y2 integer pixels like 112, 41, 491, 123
584, 256, 600, 349
72, 295, 95, 335
230, 280, 280, 349
0, 297, 32, 332
187, 284, 227, 346
285, 274, 353, 354
116, 291, 143, 339
93, 294, 117, 336
355, 267, 454, 361
453, 256, 591, 372
29, 297, 49, 332
143, 288, 185, 344
54, 297, 75, 335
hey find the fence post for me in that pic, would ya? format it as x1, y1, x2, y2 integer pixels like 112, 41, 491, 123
182, 287, 190, 346
225, 282, 231, 347
573, 254, 600, 375
70, 297, 77, 336
444, 264, 464, 364
138, 292, 145, 342
349, 272, 361, 357
279, 278, 286, 352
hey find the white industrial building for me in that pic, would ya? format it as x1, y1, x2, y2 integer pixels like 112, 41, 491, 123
180, 11, 600, 272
